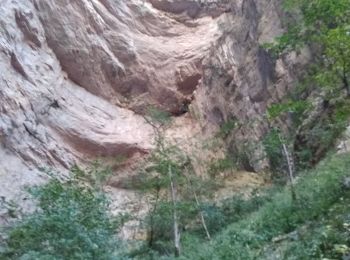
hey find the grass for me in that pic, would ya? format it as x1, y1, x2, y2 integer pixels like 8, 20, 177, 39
172, 152, 350, 259
268, 197, 350, 259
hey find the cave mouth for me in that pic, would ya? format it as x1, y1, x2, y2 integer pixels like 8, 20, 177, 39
176, 73, 202, 96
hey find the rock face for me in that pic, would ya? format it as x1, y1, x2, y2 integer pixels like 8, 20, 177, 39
0, 0, 306, 212
192, 0, 310, 171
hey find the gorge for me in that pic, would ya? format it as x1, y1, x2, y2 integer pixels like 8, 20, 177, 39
1, 0, 349, 259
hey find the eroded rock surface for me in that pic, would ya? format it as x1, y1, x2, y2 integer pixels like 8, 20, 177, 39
0, 0, 306, 220
192, 0, 310, 171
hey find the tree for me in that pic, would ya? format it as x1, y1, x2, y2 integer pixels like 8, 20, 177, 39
0, 166, 126, 260
266, 0, 350, 96
136, 107, 212, 257
263, 0, 350, 170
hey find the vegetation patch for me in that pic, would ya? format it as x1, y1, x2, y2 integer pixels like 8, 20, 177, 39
0, 166, 127, 260
174, 153, 350, 259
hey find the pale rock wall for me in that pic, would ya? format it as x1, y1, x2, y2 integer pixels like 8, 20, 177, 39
0, 0, 307, 217
193, 0, 310, 171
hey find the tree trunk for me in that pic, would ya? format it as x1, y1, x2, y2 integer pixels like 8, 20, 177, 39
343, 75, 350, 97
168, 165, 181, 257
148, 186, 160, 248
281, 142, 297, 201
184, 170, 211, 240
193, 189, 211, 240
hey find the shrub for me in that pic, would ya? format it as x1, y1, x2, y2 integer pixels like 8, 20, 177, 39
0, 167, 125, 260
176, 152, 350, 259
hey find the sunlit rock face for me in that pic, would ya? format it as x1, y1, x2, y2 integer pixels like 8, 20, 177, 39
34, 0, 228, 115
0, 0, 307, 214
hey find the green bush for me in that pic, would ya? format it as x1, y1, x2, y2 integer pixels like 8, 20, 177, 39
0, 167, 125, 260
208, 157, 235, 177
262, 0, 350, 171
273, 196, 350, 259
262, 128, 285, 174
216, 120, 237, 138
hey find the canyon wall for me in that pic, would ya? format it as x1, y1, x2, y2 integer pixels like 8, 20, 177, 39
0, 0, 308, 217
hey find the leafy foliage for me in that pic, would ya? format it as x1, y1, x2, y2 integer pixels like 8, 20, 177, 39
174, 152, 350, 259
216, 119, 237, 138
208, 156, 235, 177
136, 144, 217, 256
267, 100, 310, 125
262, 0, 350, 172
0, 167, 125, 260
279, 197, 350, 259
262, 128, 285, 174
267, 0, 350, 95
